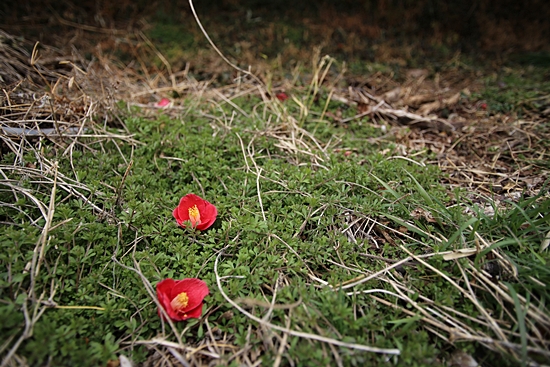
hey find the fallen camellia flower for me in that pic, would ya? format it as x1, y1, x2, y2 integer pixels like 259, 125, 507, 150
156, 98, 171, 107
275, 92, 288, 101
156, 278, 209, 321
173, 193, 217, 231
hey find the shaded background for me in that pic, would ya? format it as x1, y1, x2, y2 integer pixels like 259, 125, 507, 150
2, 0, 550, 58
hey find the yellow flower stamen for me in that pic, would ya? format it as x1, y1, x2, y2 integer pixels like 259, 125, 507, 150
188, 205, 201, 227
170, 292, 189, 311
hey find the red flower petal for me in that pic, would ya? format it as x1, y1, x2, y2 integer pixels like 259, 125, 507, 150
172, 278, 210, 310
156, 278, 209, 322
156, 279, 181, 321
173, 194, 217, 230
182, 303, 204, 319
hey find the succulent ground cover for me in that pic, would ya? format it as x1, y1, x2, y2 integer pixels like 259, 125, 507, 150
1, 2, 549, 366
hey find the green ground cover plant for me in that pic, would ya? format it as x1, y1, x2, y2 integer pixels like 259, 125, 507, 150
1, 62, 549, 366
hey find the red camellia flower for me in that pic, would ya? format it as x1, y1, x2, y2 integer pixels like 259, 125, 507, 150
275, 92, 289, 101
173, 194, 217, 231
156, 98, 171, 107
156, 278, 209, 321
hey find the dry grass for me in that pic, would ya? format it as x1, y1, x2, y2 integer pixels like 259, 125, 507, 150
331, 66, 549, 204
338, 213, 550, 364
